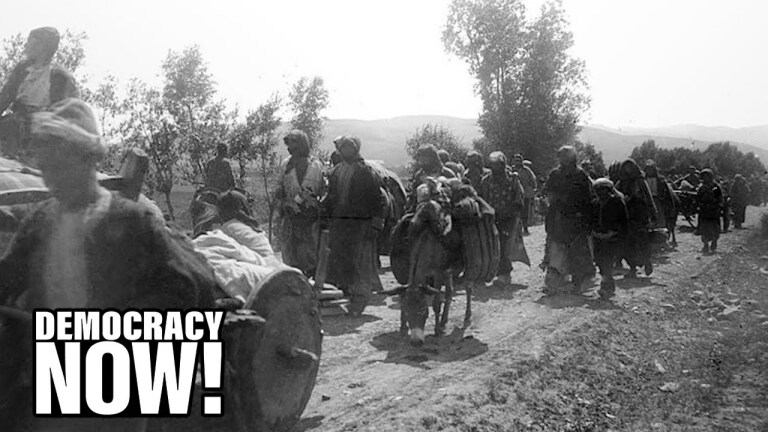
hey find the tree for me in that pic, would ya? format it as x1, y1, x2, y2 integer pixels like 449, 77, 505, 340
81, 74, 126, 173
120, 78, 181, 219
250, 96, 283, 241
444, 0, 590, 172
405, 123, 469, 164
288, 76, 329, 151
573, 140, 606, 176
161, 45, 234, 185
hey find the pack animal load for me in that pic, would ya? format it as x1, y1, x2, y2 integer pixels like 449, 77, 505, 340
386, 177, 500, 346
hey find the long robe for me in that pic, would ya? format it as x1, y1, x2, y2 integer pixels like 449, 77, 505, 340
325, 158, 387, 314
542, 165, 595, 287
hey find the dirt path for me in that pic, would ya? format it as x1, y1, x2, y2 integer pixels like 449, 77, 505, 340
296, 208, 768, 432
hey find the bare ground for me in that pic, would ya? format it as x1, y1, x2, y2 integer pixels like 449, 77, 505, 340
295, 207, 768, 432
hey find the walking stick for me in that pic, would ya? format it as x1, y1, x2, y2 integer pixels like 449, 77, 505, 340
313, 229, 331, 292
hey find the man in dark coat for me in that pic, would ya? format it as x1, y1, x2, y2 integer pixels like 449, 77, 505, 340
478, 151, 526, 284
0, 27, 78, 159
205, 143, 236, 192
696, 169, 723, 253
0, 98, 216, 432
730, 174, 751, 229
542, 146, 595, 293
324, 135, 387, 316
592, 178, 628, 299
512, 153, 537, 235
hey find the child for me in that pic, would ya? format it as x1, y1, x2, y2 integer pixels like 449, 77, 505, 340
592, 178, 628, 299
696, 169, 723, 253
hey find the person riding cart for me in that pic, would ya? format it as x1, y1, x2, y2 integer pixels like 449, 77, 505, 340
0, 27, 78, 161
0, 98, 216, 432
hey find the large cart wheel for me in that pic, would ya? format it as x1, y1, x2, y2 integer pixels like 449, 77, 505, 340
227, 268, 322, 432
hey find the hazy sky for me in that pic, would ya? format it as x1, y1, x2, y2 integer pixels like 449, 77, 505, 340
2, 0, 767, 128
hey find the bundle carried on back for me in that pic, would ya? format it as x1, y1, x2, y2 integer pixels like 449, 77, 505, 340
389, 176, 500, 285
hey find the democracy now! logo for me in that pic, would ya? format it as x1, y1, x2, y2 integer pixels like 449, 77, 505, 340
33, 309, 225, 417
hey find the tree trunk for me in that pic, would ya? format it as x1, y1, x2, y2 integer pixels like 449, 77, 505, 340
164, 191, 175, 221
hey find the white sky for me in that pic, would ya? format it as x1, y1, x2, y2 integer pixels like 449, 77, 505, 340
2, 0, 768, 128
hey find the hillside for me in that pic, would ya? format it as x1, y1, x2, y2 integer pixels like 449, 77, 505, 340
287, 116, 768, 170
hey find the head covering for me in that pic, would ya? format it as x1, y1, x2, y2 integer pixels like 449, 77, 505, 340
30, 98, 104, 160
29, 27, 60, 62
700, 168, 714, 179
465, 150, 483, 168
593, 177, 614, 190
218, 190, 260, 228
620, 159, 644, 180
436, 149, 451, 164
333, 135, 362, 162
284, 129, 310, 158
488, 151, 507, 164
557, 146, 578, 166
415, 145, 441, 171
284, 129, 311, 182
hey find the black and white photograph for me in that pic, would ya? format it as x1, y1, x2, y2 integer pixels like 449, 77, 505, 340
1, 0, 767, 431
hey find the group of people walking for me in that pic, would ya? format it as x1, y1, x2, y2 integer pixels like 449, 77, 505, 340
2, 26, 765, 320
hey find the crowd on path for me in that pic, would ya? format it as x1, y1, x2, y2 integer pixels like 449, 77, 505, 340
2, 26, 768, 321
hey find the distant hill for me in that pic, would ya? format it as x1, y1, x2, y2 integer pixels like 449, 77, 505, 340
615, 124, 768, 152
280, 116, 768, 170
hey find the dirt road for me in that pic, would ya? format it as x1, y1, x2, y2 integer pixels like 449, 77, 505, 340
296, 207, 768, 432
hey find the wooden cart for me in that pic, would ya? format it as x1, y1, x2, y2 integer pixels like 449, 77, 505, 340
0, 155, 323, 432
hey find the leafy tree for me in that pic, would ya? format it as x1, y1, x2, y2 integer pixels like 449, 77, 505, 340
405, 123, 469, 163
161, 45, 234, 185
573, 140, 606, 176
444, 0, 589, 172
288, 76, 329, 150
629, 139, 766, 180
120, 78, 181, 219
250, 96, 283, 241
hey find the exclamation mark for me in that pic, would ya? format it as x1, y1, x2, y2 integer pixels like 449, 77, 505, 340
202, 342, 223, 416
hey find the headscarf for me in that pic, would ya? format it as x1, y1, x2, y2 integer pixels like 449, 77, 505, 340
488, 151, 507, 175
465, 150, 483, 169
30, 98, 105, 159
644, 159, 658, 177
333, 135, 363, 162
557, 146, 578, 167
619, 159, 644, 181
284, 129, 311, 183
218, 190, 260, 229
415, 145, 442, 172
593, 177, 614, 190
29, 27, 60, 62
